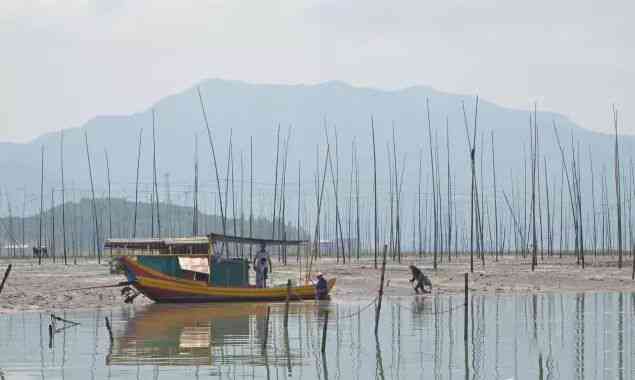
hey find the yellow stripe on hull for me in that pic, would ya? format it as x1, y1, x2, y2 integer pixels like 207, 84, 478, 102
134, 275, 336, 303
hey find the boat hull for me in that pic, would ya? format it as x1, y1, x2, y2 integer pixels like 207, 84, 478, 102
118, 256, 336, 303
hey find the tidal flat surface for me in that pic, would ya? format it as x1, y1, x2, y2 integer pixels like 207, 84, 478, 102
0, 292, 633, 379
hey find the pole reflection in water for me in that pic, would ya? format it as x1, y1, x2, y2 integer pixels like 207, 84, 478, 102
0, 292, 634, 379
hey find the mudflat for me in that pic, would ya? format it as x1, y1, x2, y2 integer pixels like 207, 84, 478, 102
1, 255, 634, 313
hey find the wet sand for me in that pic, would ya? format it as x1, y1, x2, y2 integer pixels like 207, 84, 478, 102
1, 255, 634, 313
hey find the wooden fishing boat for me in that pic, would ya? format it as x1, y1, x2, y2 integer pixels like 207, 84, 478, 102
105, 233, 336, 303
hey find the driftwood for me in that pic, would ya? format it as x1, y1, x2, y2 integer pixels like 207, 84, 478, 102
0, 265, 12, 294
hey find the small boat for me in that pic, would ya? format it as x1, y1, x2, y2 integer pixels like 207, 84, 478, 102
105, 233, 336, 303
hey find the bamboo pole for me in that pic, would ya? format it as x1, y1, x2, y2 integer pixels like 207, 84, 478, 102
151, 109, 161, 237
105, 150, 112, 259
197, 86, 227, 239
272, 124, 281, 241
132, 128, 143, 239
61, 131, 67, 264
84, 131, 101, 263
38, 146, 44, 265
613, 106, 623, 268
371, 119, 378, 269
0, 264, 12, 294
321, 310, 329, 353
262, 306, 270, 350
374, 244, 387, 336
426, 99, 438, 270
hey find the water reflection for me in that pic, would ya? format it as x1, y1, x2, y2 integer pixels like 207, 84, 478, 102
1, 292, 634, 379
108, 302, 322, 368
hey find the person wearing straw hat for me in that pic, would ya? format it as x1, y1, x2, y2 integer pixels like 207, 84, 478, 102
314, 272, 328, 300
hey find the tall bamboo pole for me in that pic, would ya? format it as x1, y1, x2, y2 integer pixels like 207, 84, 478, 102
133, 128, 143, 238
491, 131, 499, 260
613, 106, 623, 268
84, 131, 101, 263
426, 98, 438, 270
371, 118, 378, 269
151, 109, 161, 237
272, 124, 281, 241
38, 146, 44, 265
105, 149, 112, 259
60, 131, 67, 264
197, 87, 227, 239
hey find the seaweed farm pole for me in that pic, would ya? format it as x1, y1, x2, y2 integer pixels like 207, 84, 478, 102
374, 244, 387, 336
60, 130, 67, 264
613, 106, 623, 268
392, 127, 402, 263
279, 128, 291, 264
531, 107, 538, 271
325, 125, 345, 264
590, 149, 598, 258
418, 148, 423, 257
193, 134, 199, 236
249, 136, 254, 260
132, 128, 143, 238
21, 189, 25, 258
197, 86, 227, 238
446, 119, 453, 262
321, 310, 329, 354
240, 151, 245, 257
272, 124, 281, 241
544, 158, 552, 257
84, 131, 101, 263
50, 189, 55, 262
0, 264, 12, 295
284, 279, 291, 328
355, 142, 361, 261
461, 99, 479, 273
151, 109, 161, 237
263, 306, 270, 350
372, 118, 378, 269
38, 146, 44, 265
297, 163, 301, 261
426, 99, 438, 270
105, 150, 112, 259
464, 272, 469, 380
491, 131, 499, 261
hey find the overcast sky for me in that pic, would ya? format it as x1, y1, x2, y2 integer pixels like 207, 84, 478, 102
1, 0, 632, 142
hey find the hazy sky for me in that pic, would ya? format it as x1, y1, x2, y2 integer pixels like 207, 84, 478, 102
1, 0, 632, 142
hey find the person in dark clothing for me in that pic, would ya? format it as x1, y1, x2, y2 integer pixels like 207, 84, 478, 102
409, 264, 432, 294
315, 272, 328, 300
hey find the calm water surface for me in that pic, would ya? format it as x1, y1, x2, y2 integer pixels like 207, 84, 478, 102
0, 292, 633, 379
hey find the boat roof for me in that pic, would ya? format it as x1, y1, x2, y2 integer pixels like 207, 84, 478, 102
207, 232, 308, 246
104, 237, 210, 254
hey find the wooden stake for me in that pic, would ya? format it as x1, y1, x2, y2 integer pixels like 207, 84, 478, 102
84, 131, 101, 263
284, 279, 291, 328
262, 305, 270, 350
132, 128, 143, 238
371, 118, 378, 269
321, 310, 329, 353
38, 146, 44, 265
105, 317, 114, 344
61, 131, 67, 265
374, 244, 387, 336
0, 264, 12, 294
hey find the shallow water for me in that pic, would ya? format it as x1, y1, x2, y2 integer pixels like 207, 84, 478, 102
0, 292, 633, 379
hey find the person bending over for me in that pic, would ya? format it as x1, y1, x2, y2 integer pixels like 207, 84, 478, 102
408, 264, 432, 294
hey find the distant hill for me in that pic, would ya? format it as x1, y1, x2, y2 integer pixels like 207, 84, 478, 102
0, 79, 632, 252
0, 197, 305, 257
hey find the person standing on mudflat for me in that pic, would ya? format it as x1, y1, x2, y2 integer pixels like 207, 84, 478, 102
314, 272, 328, 300
253, 243, 272, 288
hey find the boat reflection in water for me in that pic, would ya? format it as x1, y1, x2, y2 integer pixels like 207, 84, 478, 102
107, 302, 328, 368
